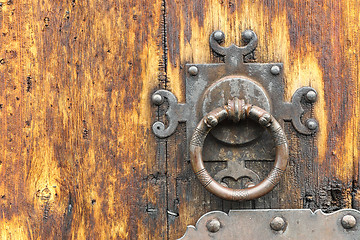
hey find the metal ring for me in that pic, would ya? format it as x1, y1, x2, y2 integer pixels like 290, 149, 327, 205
190, 98, 289, 201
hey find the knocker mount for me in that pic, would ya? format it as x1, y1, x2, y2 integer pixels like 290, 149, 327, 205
151, 29, 318, 194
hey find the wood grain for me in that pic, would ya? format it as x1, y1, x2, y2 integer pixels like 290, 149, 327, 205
165, 0, 360, 238
1, 0, 360, 239
0, 0, 166, 239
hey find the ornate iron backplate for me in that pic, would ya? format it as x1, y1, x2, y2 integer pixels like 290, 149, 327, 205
152, 30, 318, 187
179, 209, 360, 240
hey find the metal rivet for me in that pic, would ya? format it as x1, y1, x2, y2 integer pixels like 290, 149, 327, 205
207, 218, 221, 233
306, 90, 317, 103
242, 30, 253, 41
245, 182, 255, 188
342, 215, 357, 229
270, 65, 281, 75
214, 31, 225, 42
152, 94, 163, 106
270, 217, 286, 231
306, 119, 318, 130
188, 66, 199, 76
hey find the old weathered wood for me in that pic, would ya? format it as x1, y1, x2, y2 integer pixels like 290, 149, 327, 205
0, 0, 167, 239
1, 0, 360, 239
165, 0, 360, 238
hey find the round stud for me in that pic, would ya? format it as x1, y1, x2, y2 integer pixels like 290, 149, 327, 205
214, 31, 225, 42
207, 218, 221, 233
270, 217, 286, 231
342, 215, 357, 229
242, 30, 253, 41
306, 119, 318, 130
270, 65, 281, 75
306, 90, 317, 103
188, 66, 199, 76
152, 94, 163, 106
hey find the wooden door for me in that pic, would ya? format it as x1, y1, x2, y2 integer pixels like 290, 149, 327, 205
1, 0, 359, 239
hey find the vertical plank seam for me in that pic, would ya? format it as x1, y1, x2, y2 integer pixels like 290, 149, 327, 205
162, 0, 168, 90
161, 0, 171, 239
351, 43, 359, 209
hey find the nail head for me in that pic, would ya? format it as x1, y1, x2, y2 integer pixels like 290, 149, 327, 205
306, 90, 317, 103
242, 30, 253, 41
214, 31, 225, 42
270, 217, 285, 231
152, 94, 163, 106
306, 119, 318, 130
207, 218, 221, 233
188, 66, 199, 76
270, 65, 281, 75
342, 215, 356, 229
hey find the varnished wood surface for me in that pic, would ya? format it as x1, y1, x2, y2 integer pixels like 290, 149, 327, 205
0, 0, 359, 239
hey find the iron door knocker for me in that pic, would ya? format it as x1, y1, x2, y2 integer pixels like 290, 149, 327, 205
190, 98, 288, 201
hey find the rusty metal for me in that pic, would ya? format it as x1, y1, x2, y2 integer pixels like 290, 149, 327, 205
270, 216, 286, 231
206, 218, 221, 233
202, 76, 271, 145
152, 30, 317, 164
151, 93, 164, 106
188, 66, 199, 76
190, 98, 288, 201
305, 118, 318, 130
305, 90, 317, 103
152, 90, 190, 138
342, 215, 357, 229
152, 30, 318, 190
178, 209, 360, 240
270, 65, 281, 75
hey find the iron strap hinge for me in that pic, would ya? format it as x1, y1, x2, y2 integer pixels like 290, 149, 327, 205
179, 209, 360, 240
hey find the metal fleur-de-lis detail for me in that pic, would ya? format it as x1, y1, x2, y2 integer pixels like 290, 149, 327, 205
209, 30, 258, 58
209, 29, 258, 69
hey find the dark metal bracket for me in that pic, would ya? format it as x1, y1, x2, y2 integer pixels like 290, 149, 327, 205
178, 209, 360, 240
152, 30, 318, 187
152, 86, 317, 138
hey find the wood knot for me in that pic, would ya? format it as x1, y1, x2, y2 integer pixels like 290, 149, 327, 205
36, 187, 52, 201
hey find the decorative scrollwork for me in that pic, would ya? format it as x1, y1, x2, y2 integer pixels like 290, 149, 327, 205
209, 30, 258, 59
152, 90, 189, 138
214, 161, 261, 186
279, 87, 319, 135
190, 98, 289, 201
